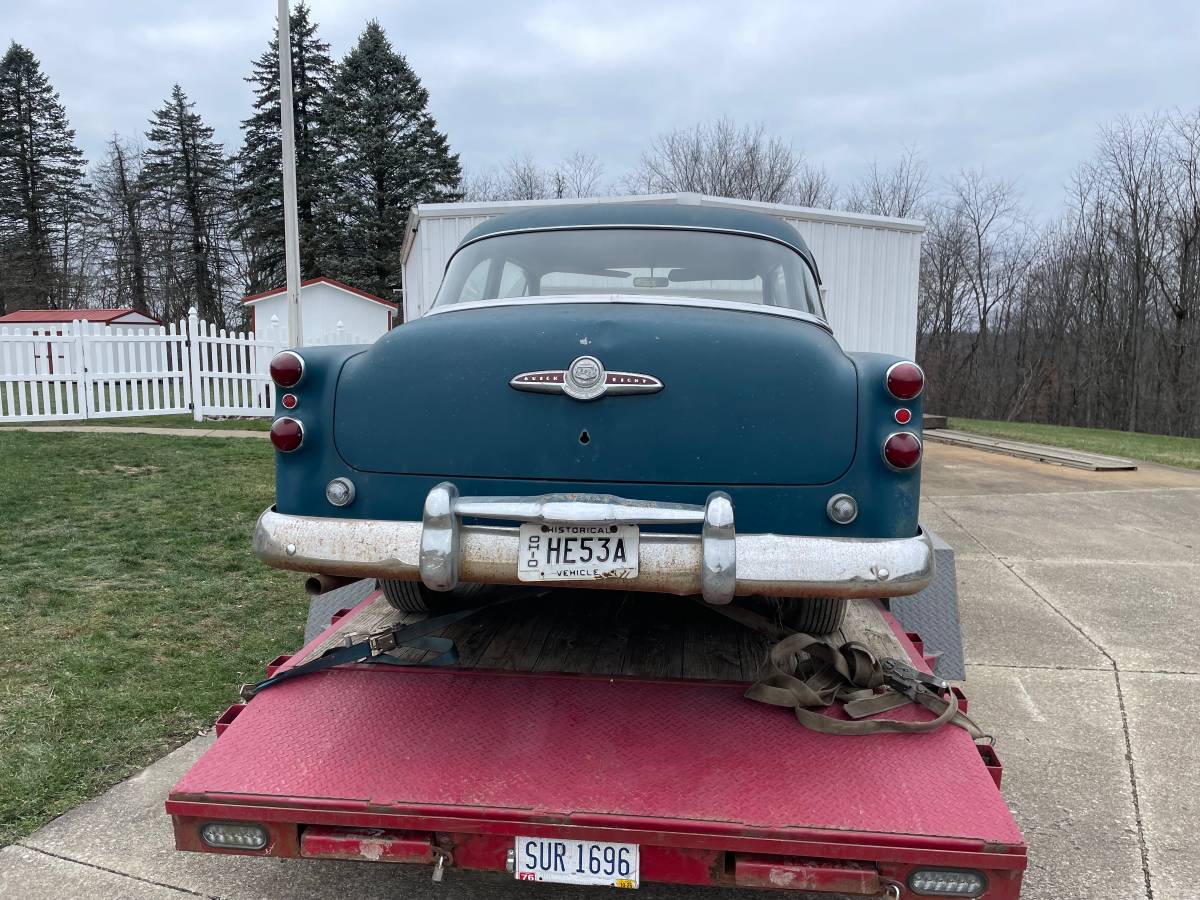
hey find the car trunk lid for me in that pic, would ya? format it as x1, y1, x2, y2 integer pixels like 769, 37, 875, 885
333, 301, 858, 486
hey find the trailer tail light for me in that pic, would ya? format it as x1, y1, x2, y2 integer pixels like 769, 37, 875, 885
270, 350, 305, 388
883, 432, 922, 470
200, 822, 268, 850
885, 361, 924, 400
270, 417, 304, 452
908, 868, 987, 896
894, 407, 912, 425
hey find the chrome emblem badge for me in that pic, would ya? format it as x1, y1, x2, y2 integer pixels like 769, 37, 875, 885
510, 356, 663, 402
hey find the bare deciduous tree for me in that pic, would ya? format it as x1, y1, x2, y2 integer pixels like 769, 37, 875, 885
624, 118, 818, 205
845, 147, 928, 218
464, 151, 606, 201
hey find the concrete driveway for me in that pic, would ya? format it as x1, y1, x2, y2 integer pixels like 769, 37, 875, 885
3, 442, 1198, 900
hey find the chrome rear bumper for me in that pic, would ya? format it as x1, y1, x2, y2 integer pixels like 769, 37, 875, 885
253, 483, 934, 604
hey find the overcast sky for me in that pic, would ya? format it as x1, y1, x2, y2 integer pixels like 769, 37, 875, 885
6, 0, 1199, 218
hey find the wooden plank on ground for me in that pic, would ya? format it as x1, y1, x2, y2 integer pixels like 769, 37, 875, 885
926, 429, 1137, 470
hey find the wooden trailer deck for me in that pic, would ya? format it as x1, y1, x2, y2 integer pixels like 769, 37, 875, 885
299, 588, 911, 683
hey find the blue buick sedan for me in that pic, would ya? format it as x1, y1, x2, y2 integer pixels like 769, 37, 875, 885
253, 203, 931, 633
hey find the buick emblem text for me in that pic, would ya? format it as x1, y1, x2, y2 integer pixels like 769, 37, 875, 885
510, 356, 663, 401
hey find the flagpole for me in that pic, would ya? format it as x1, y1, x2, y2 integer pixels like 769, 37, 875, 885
277, 0, 303, 346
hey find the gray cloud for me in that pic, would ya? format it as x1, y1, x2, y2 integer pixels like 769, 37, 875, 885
6, 0, 1198, 216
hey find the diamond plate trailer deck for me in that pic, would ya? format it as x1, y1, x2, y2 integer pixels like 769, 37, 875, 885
166, 591, 1026, 897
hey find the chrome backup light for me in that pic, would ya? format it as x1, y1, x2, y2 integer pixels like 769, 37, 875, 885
200, 822, 268, 850
908, 868, 987, 897
325, 477, 356, 507
826, 493, 858, 525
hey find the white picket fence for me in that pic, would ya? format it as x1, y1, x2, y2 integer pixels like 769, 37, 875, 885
0, 309, 371, 423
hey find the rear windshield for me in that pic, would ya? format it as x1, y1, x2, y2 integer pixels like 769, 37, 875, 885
433, 228, 823, 316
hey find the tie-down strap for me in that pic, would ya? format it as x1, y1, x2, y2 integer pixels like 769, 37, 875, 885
238, 590, 542, 700
701, 602, 988, 740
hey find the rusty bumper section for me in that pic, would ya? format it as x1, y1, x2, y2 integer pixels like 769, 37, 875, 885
253, 484, 934, 603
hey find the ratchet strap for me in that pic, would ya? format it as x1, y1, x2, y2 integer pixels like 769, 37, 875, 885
239, 590, 537, 701
704, 602, 989, 740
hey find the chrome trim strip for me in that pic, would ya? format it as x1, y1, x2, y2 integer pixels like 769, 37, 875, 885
254, 504, 935, 601
452, 492, 706, 526
426, 294, 833, 333
450, 223, 818, 276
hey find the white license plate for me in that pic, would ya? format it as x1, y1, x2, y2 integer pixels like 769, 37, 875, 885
514, 836, 639, 888
517, 523, 639, 582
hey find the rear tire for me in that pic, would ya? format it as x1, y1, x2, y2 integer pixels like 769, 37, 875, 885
776, 597, 848, 635
378, 579, 484, 613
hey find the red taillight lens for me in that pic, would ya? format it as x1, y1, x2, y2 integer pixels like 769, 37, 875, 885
883, 431, 922, 470
886, 361, 924, 400
270, 416, 304, 452
270, 351, 304, 388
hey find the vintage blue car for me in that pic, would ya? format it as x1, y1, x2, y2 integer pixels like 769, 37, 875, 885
254, 203, 932, 633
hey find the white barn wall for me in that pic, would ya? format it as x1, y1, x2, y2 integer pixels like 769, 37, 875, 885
402, 195, 922, 358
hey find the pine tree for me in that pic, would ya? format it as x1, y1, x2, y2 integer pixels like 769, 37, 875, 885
143, 85, 234, 324
0, 42, 89, 312
321, 21, 462, 303
234, 1, 334, 293
93, 136, 149, 312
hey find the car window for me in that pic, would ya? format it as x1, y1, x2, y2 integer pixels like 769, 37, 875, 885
435, 228, 822, 316
497, 260, 529, 298
457, 258, 489, 303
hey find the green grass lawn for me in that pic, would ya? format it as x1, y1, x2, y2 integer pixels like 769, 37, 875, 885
949, 418, 1200, 470
0, 431, 306, 844
75, 414, 271, 431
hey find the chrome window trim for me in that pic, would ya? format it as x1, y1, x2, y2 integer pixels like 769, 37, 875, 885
425, 294, 834, 333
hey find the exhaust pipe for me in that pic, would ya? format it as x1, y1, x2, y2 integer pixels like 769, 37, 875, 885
305, 573, 359, 596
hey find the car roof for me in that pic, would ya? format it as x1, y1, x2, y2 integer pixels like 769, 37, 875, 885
457, 202, 820, 281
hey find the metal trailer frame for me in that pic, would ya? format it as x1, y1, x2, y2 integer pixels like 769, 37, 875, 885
166, 592, 1025, 898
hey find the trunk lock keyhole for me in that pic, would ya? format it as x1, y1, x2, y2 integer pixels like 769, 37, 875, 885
579, 430, 591, 445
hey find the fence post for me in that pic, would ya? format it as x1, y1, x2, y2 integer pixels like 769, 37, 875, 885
187, 307, 203, 422
73, 320, 90, 420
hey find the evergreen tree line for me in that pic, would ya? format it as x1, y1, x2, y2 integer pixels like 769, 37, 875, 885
0, 6, 461, 328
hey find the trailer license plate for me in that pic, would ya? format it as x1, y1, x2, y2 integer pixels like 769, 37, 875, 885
514, 836, 639, 888
517, 524, 639, 582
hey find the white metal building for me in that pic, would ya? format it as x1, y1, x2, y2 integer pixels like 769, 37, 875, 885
401, 194, 924, 358
242, 277, 397, 345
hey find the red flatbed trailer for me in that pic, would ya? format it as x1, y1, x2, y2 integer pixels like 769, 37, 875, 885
167, 592, 1026, 898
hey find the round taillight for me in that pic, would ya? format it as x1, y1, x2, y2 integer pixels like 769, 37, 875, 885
883, 431, 922, 470
270, 416, 304, 452
886, 361, 924, 400
895, 407, 912, 425
281, 393, 298, 410
270, 350, 304, 388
